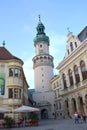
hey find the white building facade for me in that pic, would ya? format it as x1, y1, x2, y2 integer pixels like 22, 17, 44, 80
51, 26, 87, 119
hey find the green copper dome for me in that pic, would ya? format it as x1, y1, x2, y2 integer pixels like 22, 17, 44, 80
34, 17, 49, 46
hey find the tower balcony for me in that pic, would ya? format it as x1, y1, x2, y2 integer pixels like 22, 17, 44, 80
33, 61, 54, 68
33, 54, 54, 68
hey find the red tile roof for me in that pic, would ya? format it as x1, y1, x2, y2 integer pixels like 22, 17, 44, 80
0, 47, 22, 62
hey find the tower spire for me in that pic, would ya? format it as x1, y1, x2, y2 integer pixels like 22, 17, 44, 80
34, 16, 49, 46
2, 40, 5, 47
38, 14, 41, 22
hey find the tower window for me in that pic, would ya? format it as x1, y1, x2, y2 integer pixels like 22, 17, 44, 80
70, 42, 74, 51
75, 42, 77, 47
41, 59, 43, 62
42, 74, 44, 76
40, 44, 42, 48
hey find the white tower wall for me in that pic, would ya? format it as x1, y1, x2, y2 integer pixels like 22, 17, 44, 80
34, 66, 54, 91
35, 41, 49, 55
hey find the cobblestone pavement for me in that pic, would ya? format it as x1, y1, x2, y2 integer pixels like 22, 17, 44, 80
3, 119, 87, 130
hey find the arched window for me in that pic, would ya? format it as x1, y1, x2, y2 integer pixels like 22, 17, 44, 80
59, 102, 61, 110
62, 73, 67, 89
80, 60, 87, 80
74, 65, 80, 84
67, 49, 69, 54
68, 69, 74, 86
75, 42, 77, 48
56, 103, 58, 110
70, 42, 74, 51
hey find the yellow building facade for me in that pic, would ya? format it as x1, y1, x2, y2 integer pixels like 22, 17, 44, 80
0, 45, 29, 112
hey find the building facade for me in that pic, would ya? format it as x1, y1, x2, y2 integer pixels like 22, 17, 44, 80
0, 44, 29, 113
51, 26, 87, 118
50, 75, 63, 119
32, 17, 55, 119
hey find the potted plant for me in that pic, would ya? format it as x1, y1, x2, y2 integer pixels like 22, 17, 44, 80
4, 116, 14, 128
30, 112, 39, 126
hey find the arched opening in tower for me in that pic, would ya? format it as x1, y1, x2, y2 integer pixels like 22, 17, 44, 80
41, 109, 49, 119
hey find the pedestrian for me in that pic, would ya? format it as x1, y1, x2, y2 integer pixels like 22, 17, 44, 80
78, 115, 83, 123
82, 114, 86, 123
74, 112, 79, 124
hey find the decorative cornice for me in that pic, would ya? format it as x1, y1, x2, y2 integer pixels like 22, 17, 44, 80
32, 54, 54, 61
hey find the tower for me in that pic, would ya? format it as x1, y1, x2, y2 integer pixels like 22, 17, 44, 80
32, 16, 55, 119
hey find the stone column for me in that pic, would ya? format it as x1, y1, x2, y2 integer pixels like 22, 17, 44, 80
72, 70, 76, 84
72, 70, 76, 89
62, 99, 68, 118
68, 99, 73, 117
66, 72, 70, 88
82, 95, 87, 115
75, 97, 80, 114
78, 65, 83, 82
60, 75, 64, 90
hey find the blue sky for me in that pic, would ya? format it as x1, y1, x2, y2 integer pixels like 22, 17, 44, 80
0, 0, 87, 89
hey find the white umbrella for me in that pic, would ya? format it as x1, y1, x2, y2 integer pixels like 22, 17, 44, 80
0, 107, 11, 113
12, 105, 40, 126
12, 105, 40, 113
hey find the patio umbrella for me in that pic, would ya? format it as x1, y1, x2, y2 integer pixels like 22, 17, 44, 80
12, 105, 40, 127
12, 105, 40, 113
0, 107, 11, 113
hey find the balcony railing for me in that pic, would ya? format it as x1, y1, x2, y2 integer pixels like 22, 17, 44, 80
0, 98, 22, 108
7, 77, 22, 86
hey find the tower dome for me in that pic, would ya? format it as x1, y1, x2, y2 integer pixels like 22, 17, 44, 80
34, 16, 49, 46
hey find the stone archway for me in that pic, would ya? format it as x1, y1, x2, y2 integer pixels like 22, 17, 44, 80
77, 96, 84, 114
41, 109, 49, 119
71, 98, 77, 115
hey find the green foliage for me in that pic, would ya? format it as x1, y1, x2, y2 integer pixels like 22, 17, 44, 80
30, 112, 38, 122
4, 116, 14, 128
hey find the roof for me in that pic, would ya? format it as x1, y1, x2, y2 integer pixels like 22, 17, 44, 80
77, 26, 87, 37
0, 47, 23, 62
77, 26, 87, 42
34, 18, 49, 45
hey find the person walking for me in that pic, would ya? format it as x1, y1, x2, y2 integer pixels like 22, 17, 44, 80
82, 114, 86, 123
74, 112, 79, 124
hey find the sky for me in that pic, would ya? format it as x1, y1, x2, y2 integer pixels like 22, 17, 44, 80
0, 0, 87, 89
